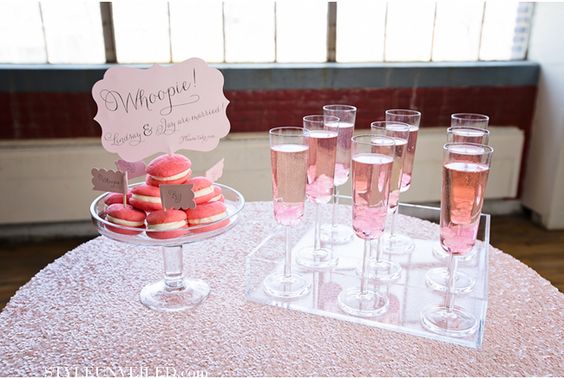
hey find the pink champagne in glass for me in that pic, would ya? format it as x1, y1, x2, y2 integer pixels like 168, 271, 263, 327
322, 104, 357, 245
401, 125, 419, 191
337, 135, 395, 318
370, 121, 410, 213
440, 161, 490, 255
432, 124, 490, 265
306, 129, 338, 204
385, 110, 421, 192
383, 109, 421, 255
333, 121, 354, 186
271, 144, 309, 226
297, 115, 339, 270
351, 153, 393, 238
264, 127, 311, 299
421, 143, 493, 338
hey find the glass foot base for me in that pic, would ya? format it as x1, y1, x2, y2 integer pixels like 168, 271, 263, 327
337, 288, 389, 318
380, 233, 415, 255
263, 273, 311, 299
364, 259, 402, 282
425, 267, 476, 294
296, 247, 339, 270
420, 305, 478, 338
432, 242, 476, 262
320, 224, 354, 245
139, 278, 210, 312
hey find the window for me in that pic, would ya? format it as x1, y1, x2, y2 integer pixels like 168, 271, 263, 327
276, 2, 327, 63
336, 2, 386, 63
112, 1, 170, 63
0, 1, 534, 65
41, 1, 105, 64
384, 1, 436, 62
432, 1, 484, 62
170, 0, 224, 63
223, 0, 275, 62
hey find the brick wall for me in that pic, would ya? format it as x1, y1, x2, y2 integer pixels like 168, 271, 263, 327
0, 86, 536, 138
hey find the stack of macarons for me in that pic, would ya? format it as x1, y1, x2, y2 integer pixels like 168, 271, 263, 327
102, 153, 228, 238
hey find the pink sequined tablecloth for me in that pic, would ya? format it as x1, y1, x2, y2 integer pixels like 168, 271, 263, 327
0, 202, 563, 376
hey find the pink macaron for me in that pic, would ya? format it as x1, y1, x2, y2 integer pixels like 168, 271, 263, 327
186, 201, 229, 233
187, 176, 215, 204
105, 204, 146, 235
146, 210, 188, 239
104, 190, 132, 206
130, 184, 163, 212
145, 154, 192, 186
145, 174, 189, 187
208, 185, 224, 203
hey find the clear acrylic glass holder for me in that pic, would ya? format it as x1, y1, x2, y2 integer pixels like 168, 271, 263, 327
245, 199, 490, 349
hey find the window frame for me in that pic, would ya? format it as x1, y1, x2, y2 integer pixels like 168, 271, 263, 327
0, 1, 534, 66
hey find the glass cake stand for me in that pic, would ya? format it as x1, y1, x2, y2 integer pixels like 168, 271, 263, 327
90, 183, 245, 312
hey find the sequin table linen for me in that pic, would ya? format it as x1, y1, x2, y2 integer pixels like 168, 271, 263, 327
1, 202, 563, 376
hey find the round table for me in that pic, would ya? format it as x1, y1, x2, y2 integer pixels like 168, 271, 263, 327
1, 202, 562, 376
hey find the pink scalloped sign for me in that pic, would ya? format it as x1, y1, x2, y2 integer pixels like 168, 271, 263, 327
92, 58, 230, 161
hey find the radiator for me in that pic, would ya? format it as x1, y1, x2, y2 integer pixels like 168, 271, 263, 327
0, 127, 524, 224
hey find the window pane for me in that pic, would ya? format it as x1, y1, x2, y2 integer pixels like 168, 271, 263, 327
336, 1, 386, 62
479, 1, 520, 61
170, 0, 224, 63
276, 1, 327, 63
0, 1, 46, 63
432, 1, 483, 61
224, 0, 275, 63
112, 1, 170, 63
385, 1, 435, 62
41, 0, 105, 64
511, 2, 533, 60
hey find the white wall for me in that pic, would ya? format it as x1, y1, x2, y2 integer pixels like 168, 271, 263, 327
0, 127, 523, 225
522, 3, 564, 229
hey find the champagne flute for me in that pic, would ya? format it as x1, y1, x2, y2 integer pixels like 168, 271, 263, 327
421, 143, 493, 337
337, 135, 395, 317
431, 124, 490, 267
451, 113, 489, 129
447, 126, 490, 144
263, 127, 311, 299
380, 109, 421, 254
297, 115, 340, 270
367, 120, 410, 281
320, 104, 357, 245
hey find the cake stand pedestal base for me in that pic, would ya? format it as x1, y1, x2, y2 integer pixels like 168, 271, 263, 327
140, 278, 210, 312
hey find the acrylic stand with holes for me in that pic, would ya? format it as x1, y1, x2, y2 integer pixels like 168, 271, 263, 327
245, 198, 489, 349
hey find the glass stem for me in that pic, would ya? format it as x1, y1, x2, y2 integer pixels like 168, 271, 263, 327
314, 202, 321, 251
445, 253, 458, 313
284, 226, 291, 279
360, 239, 371, 296
389, 206, 398, 237
163, 245, 184, 291
331, 186, 339, 227
374, 235, 382, 263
